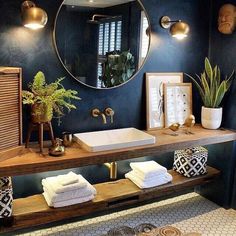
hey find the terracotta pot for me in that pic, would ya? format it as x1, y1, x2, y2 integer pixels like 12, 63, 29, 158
201, 106, 222, 129
31, 103, 53, 123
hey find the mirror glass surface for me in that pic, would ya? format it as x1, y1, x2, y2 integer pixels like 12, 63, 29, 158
54, 0, 150, 89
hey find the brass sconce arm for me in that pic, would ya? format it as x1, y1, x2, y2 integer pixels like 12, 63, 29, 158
160, 16, 190, 40
160, 16, 181, 28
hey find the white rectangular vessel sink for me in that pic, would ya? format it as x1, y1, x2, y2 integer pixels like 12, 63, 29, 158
73, 127, 156, 152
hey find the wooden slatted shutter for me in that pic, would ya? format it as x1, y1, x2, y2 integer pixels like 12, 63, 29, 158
0, 67, 22, 151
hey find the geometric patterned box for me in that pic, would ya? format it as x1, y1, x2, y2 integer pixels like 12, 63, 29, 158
0, 177, 11, 188
173, 147, 208, 178
0, 177, 13, 219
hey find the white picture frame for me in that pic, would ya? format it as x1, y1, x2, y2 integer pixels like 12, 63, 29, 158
164, 83, 192, 127
146, 73, 183, 130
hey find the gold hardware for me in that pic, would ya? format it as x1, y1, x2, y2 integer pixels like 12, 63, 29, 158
62, 132, 73, 147
91, 108, 107, 124
160, 16, 189, 40
104, 107, 115, 123
160, 16, 172, 29
183, 114, 195, 134
104, 162, 117, 180
48, 138, 65, 157
21, 1, 48, 30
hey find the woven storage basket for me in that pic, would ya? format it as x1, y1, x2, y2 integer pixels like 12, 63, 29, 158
0, 187, 13, 218
0, 176, 11, 188
173, 146, 208, 178
0, 177, 13, 224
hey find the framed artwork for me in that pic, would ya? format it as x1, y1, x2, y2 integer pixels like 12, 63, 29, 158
164, 83, 192, 127
146, 73, 183, 130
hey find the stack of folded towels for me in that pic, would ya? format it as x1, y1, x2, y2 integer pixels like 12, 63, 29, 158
125, 161, 173, 189
42, 171, 96, 208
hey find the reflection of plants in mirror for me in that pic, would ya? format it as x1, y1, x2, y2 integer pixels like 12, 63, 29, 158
100, 50, 135, 87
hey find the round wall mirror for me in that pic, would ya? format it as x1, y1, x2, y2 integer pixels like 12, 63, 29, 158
54, 0, 150, 89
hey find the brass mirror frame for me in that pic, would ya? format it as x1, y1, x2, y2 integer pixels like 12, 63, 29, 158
53, 0, 151, 90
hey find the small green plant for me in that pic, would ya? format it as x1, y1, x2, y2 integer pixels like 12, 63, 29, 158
185, 58, 234, 108
100, 50, 135, 88
22, 71, 81, 123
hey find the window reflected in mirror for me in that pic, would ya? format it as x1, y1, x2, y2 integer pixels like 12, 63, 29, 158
54, 0, 150, 89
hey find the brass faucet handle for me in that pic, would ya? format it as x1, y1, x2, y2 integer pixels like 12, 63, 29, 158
105, 108, 115, 123
91, 108, 100, 117
91, 108, 107, 124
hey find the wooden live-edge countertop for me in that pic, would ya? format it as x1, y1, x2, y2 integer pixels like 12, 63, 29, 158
0, 167, 220, 233
0, 125, 235, 177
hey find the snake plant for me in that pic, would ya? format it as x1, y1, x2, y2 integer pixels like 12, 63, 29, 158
185, 58, 234, 108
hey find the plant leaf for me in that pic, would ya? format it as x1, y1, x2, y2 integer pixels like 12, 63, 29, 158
216, 66, 221, 87
185, 59, 234, 108
225, 70, 235, 90
185, 73, 206, 105
213, 81, 227, 107
205, 58, 213, 87
31, 71, 46, 93
200, 72, 212, 106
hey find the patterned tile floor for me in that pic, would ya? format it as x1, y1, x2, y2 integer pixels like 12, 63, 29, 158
14, 192, 236, 236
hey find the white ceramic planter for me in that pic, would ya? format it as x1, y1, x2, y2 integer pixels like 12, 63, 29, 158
201, 106, 223, 129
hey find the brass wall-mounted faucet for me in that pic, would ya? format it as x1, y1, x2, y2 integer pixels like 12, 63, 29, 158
91, 108, 107, 124
92, 107, 115, 124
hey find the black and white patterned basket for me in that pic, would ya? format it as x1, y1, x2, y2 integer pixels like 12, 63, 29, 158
0, 177, 13, 219
173, 147, 208, 178
0, 177, 11, 188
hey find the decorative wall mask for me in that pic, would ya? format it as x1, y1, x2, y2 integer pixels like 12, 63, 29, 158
218, 3, 236, 34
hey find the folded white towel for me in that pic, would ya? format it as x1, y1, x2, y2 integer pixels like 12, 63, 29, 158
57, 171, 79, 186
42, 174, 90, 193
131, 169, 167, 182
130, 161, 167, 178
125, 171, 172, 189
43, 191, 95, 208
43, 178, 96, 203
43, 185, 95, 203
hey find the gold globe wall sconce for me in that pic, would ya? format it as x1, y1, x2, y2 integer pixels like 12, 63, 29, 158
160, 16, 190, 40
21, 1, 48, 30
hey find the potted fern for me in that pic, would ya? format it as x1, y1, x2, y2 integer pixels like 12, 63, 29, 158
22, 71, 80, 124
186, 58, 234, 129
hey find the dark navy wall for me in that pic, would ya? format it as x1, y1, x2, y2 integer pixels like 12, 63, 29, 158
208, 0, 236, 128
0, 0, 212, 198
208, 0, 236, 208
197, 0, 236, 209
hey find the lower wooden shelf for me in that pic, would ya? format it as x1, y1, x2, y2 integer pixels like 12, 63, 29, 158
1, 166, 220, 233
